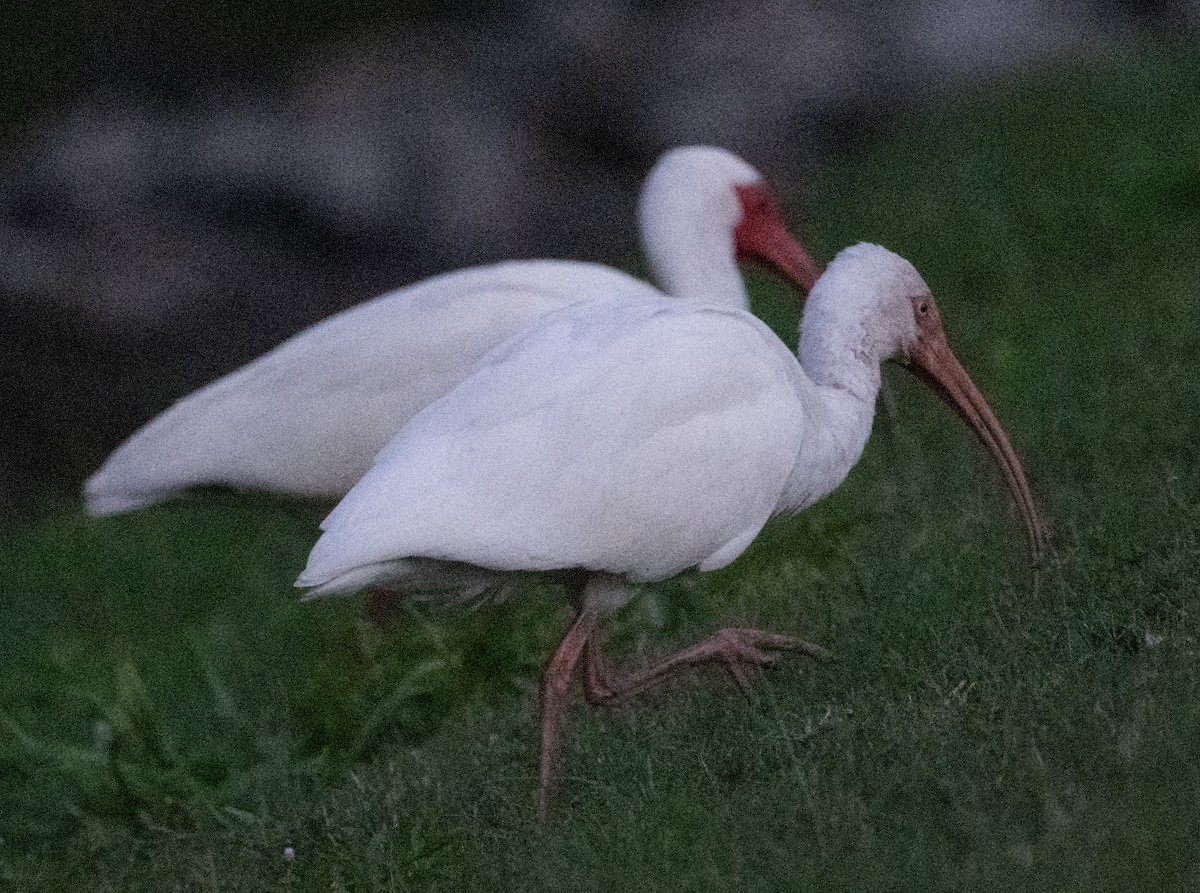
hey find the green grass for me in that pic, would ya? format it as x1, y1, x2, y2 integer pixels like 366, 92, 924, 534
4, 44, 1200, 890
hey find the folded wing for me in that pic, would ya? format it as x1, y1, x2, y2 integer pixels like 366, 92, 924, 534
85, 260, 656, 515
298, 296, 807, 594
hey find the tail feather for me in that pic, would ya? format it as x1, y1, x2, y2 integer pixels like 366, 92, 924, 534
83, 471, 169, 517
296, 557, 508, 607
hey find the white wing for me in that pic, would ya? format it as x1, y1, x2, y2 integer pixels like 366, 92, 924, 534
298, 295, 807, 595
85, 260, 660, 515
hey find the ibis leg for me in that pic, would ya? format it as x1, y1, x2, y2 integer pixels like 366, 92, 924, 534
364, 587, 401, 628
538, 606, 601, 819
583, 626, 826, 707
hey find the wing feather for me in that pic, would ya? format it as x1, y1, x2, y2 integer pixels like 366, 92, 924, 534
85, 260, 656, 514
299, 296, 805, 591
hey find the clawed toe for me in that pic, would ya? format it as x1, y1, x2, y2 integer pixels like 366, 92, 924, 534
721, 627, 830, 660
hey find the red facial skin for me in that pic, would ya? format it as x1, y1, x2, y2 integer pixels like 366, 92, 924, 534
734, 182, 820, 296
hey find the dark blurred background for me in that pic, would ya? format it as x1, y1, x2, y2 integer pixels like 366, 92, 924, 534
1, 0, 1196, 516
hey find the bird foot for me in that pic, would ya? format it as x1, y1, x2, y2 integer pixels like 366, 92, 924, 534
583, 626, 827, 706
683, 627, 828, 693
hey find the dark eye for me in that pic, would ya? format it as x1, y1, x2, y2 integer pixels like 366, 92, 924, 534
918, 302, 929, 314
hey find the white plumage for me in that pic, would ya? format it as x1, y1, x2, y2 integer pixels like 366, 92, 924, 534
295, 242, 1045, 815
86, 262, 653, 514
84, 146, 817, 516
296, 245, 916, 601
298, 296, 809, 598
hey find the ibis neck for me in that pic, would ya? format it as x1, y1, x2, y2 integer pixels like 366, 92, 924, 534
639, 202, 749, 308
650, 247, 749, 307
776, 374, 878, 515
798, 329, 885, 404
775, 313, 883, 514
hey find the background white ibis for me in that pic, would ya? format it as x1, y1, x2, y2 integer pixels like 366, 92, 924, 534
83, 146, 818, 517
296, 242, 1046, 816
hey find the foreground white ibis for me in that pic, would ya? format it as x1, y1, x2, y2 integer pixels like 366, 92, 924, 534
296, 242, 1046, 816
83, 146, 818, 517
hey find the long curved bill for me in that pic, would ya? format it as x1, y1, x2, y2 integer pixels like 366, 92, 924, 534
907, 328, 1048, 566
733, 184, 822, 297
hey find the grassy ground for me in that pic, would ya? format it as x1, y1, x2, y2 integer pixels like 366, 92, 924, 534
4, 44, 1200, 891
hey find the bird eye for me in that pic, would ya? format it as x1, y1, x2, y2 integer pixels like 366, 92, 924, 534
918, 302, 929, 314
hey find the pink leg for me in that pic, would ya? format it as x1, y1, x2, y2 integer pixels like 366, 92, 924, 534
583, 626, 827, 707
538, 607, 602, 819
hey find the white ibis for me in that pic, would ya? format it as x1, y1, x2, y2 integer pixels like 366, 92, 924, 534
296, 242, 1046, 816
83, 146, 818, 517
